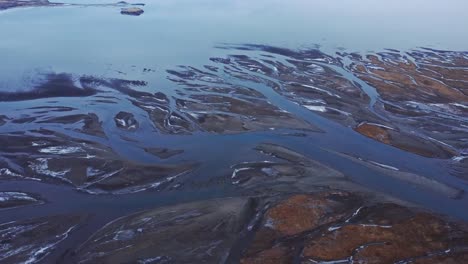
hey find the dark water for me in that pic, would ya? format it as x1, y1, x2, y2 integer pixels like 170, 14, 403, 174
1, 1, 468, 262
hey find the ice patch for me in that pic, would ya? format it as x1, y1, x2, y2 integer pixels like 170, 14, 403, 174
367, 65, 385, 71
200, 76, 221, 82
143, 105, 168, 113
369, 161, 400, 171
452, 156, 467, 162
32, 142, 47, 147
303, 99, 326, 104
0, 168, 22, 178
113, 230, 135, 241
231, 161, 273, 168
138, 256, 171, 264
359, 224, 392, 228
0, 245, 34, 261
310, 58, 327, 62
247, 211, 263, 231
81, 168, 123, 188
24, 243, 55, 264
86, 167, 102, 178
0, 168, 41, 181
345, 207, 364, 223
359, 122, 395, 130
231, 167, 251, 179
299, 83, 341, 98
261, 167, 278, 176
327, 107, 352, 116
0, 192, 37, 203
427, 136, 455, 149
29, 158, 71, 183
264, 217, 275, 228
116, 118, 127, 127
307, 64, 325, 73
139, 217, 152, 224
39, 146, 83, 155
451, 103, 468, 109
166, 175, 178, 181
304, 105, 327, 112
142, 105, 157, 110
307, 258, 349, 264
22, 225, 76, 264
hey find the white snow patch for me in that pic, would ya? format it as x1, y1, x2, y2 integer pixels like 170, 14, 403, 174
113, 230, 135, 241
345, 207, 364, 223
0, 192, 37, 203
32, 142, 47, 147
328, 226, 341, 232
369, 161, 400, 171
231, 167, 251, 179
299, 84, 341, 98
85, 154, 96, 159
451, 103, 468, 109
23, 225, 77, 264
116, 118, 127, 127
0, 168, 22, 178
452, 156, 467, 162
359, 224, 392, 228
86, 167, 102, 178
264, 217, 275, 229
39, 146, 83, 155
138, 257, 168, 264
29, 158, 71, 182
304, 105, 327, 112
0, 168, 41, 182
358, 122, 395, 130
307, 64, 325, 73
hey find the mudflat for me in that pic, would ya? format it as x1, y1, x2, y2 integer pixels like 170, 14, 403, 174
0, 1, 467, 263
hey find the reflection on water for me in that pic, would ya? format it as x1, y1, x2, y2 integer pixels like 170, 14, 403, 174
1, 0, 468, 91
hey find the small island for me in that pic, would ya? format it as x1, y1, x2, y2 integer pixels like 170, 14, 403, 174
121, 7, 144, 16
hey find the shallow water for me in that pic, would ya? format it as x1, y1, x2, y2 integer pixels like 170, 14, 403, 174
2, 0, 468, 90
0, 1, 468, 262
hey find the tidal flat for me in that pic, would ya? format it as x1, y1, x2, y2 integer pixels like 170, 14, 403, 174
0, 1, 468, 263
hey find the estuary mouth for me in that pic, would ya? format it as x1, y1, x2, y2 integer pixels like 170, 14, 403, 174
0, 1, 467, 263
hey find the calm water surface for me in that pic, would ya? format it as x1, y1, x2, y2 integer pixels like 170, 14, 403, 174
1, 0, 468, 90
